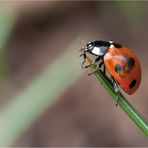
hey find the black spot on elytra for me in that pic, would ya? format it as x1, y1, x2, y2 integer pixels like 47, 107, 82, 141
115, 64, 121, 73
129, 57, 135, 67
129, 79, 136, 89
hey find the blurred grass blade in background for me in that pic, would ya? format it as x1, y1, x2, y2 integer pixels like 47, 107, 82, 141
0, 6, 16, 78
0, 7, 16, 48
0, 41, 82, 146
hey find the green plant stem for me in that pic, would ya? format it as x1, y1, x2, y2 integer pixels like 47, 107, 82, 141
87, 56, 148, 136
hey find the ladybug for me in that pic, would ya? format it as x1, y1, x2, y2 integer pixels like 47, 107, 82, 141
79, 40, 141, 101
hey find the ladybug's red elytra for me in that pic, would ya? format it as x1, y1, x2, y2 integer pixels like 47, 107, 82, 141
80, 40, 141, 102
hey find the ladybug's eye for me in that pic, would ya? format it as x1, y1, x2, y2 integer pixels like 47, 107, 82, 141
87, 43, 93, 50
115, 64, 121, 73
129, 57, 135, 67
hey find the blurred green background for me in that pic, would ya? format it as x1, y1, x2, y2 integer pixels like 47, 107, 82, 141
0, 1, 148, 146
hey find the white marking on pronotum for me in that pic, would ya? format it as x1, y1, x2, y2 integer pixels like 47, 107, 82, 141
109, 41, 113, 43
110, 44, 114, 48
91, 47, 100, 55
92, 46, 109, 56
109, 41, 114, 48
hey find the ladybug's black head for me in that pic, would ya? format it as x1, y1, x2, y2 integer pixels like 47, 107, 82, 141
79, 41, 94, 58
85, 42, 94, 52
86, 40, 111, 51
79, 40, 93, 53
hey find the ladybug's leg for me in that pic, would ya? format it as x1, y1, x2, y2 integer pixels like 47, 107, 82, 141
85, 56, 101, 69
111, 76, 120, 106
92, 56, 101, 65
103, 65, 106, 75
99, 61, 103, 68
100, 56, 106, 74
88, 56, 101, 75
98, 60, 106, 74
80, 52, 86, 69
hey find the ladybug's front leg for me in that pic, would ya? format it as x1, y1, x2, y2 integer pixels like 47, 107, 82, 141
88, 56, 102, 76
80, 52, 87, 69
84, 56, 101, 69
97, 60, 106, 74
